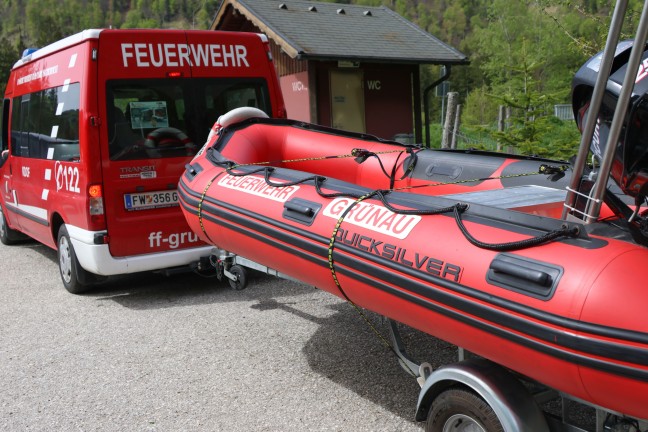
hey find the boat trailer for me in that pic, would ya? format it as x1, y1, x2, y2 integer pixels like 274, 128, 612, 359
205, 246, 647, 432
195, 0, 648, 428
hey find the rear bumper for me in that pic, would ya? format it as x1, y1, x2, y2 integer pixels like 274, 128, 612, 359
65, 224, 212, 276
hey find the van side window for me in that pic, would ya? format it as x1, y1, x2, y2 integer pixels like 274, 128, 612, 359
1, 99, 9, 153
1, 99, 9, 167
10, 83, 81, 161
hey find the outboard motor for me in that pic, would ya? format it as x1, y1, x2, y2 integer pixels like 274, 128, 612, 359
572, 40, 648, 198
572, 41, 648, 242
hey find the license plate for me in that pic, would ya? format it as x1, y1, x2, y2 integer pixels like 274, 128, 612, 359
124, 190, 179, 210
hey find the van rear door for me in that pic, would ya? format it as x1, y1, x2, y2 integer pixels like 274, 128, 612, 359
96, 30, 278, 258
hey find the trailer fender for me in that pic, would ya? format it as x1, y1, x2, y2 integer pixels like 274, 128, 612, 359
415, 358, 549, 432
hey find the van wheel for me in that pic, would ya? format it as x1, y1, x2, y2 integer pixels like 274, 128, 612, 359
57, 225, 91, 294
0, 209, 23, 245
426, 388, 503, 432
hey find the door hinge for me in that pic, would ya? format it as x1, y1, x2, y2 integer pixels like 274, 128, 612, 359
90, 116, 102, 127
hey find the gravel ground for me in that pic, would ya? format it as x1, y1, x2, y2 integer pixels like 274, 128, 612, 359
0, 240, 455, 431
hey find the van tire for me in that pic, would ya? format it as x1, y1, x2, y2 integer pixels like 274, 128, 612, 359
0, 209, 23, 245
57, 225, 91, 294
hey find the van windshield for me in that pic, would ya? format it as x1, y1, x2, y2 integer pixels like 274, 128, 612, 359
106, 78, 271, 161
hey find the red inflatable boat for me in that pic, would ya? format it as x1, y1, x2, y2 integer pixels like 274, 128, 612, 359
179, 107, 648, 424
179, 25, 648, 426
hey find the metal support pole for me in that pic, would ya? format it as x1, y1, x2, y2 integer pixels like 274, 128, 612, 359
423, 65, 451, 148
562, 0, 629, 220
586, 0, 648, 222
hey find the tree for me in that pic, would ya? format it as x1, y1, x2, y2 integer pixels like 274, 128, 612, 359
0, 0, 630, 160
488, 39, 578, 158
0, 36, 21, 96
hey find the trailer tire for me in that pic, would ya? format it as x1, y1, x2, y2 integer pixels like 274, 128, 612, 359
57, 225, 92, 294
426, 388, 503, 432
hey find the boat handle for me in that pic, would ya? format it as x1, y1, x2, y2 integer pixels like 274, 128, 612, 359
284, 201, 314, 216
489, 260, 551, 286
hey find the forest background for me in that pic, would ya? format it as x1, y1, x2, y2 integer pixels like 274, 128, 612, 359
0, 0, 644, 158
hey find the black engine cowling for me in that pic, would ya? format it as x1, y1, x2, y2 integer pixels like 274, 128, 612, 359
572, 40, 648, 198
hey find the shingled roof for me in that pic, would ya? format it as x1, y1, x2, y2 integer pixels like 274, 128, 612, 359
213, 0, 468, 65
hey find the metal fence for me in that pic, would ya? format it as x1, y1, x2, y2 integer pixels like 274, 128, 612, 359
554, 104, 574, 121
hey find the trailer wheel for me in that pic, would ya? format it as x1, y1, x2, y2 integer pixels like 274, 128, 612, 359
0, 209, 23, 245
426, 388, 503, 432
57, 225, 91, 294
228, 265, 248, 290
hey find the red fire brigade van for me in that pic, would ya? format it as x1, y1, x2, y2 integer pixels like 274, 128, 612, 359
0, 29, 286, 293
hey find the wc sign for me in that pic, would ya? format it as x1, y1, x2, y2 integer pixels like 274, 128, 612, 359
291, 80, 307, 92
367, 80, 381, 90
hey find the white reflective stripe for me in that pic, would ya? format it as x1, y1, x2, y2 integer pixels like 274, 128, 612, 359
5, 200, 47, 221
68, 53, 77, 68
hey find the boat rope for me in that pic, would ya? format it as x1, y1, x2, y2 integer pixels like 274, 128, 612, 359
320, 173, 574, 375
352, 147, 421, 189
196, 172, 225, 245
211, 155, 575, 373
227, 148, 408, 169
218, 160, 576, 262
325, 190, 463, 377
221, 144, 422, 189
196, 162, 415, 372
221, 146, 566, 193
451, 205, 579, 252
219, 160, 577, 251
326, 189, 418, 377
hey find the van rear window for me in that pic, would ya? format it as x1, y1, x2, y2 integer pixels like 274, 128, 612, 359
107, 78, 271, 161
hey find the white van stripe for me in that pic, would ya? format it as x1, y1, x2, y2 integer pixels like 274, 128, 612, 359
5, 200, 48, 221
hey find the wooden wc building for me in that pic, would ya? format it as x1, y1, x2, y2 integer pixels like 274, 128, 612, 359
211, 0, 468, 142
